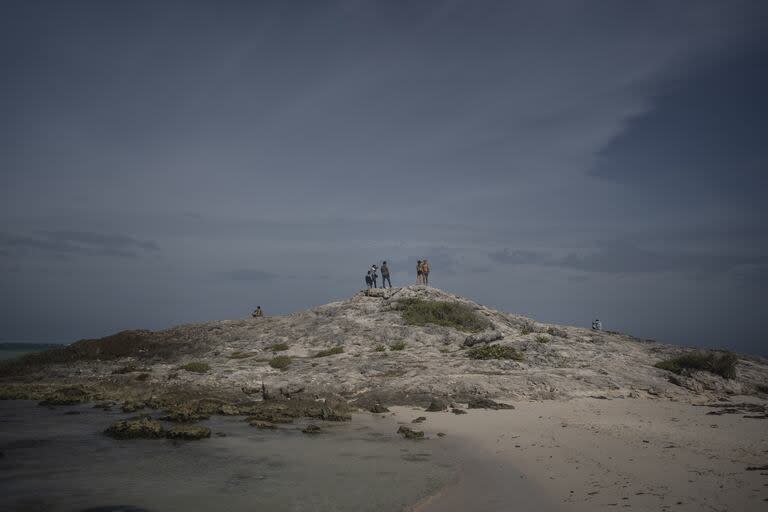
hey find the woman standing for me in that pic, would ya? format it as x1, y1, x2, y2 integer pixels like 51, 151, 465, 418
416, 260, 423, 284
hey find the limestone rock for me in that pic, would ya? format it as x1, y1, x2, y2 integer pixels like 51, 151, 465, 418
397, 426, 424, 439
463, 330, 503, 347
467, 398, 515, 410
105, 416, 164, 439
165, 425, 211, 440
425, 397, 448, 412
302, 424, 321, 434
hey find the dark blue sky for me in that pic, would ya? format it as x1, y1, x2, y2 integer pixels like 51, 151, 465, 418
1, 1, 766, 354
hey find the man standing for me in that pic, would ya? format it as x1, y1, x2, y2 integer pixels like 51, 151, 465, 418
381, 261, 391, 288
421, 259, 430, 286
370, 264, 378, 288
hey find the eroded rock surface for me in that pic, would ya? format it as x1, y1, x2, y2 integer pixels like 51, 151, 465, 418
1, 286, 766, 413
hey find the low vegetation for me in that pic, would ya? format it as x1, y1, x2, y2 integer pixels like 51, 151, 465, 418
269, 355, 292, 370
180, 361, 210, 373
374, 345, 386, 352
314, 346, 344, 358
267, 343, 289, 352
535, 335, 550, 343
389, 341, 406, 351
520, 324, 534, 335
395, 298, 491, 333
467, 344, 524, 361
229, 351, 254, 359
654, 351, 738, 380
756, 384, 768, 394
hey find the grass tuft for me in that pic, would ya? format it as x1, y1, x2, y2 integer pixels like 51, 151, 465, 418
467, 344, 523, 361
535, 335, 550, 344
389, 341, 406, 351
394, 299, 491, 333
314, 346, 344, 358
180, 361, 210, 373
654, 352, 737, 380
229, 351, 254, 359
374, 345, 386, 352
269, 355, 292, 370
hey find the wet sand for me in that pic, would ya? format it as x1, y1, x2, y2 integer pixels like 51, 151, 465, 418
403, 396, 768, 511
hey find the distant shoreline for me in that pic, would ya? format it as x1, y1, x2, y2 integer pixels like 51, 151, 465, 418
0, 342, 63, 350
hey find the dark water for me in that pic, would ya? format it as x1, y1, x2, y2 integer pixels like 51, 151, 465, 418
0, 402, 455, 512
0, 344, 62, 360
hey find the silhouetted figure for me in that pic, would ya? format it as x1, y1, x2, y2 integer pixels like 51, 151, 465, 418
416, 260, 423, 284
422, 259, 430, 286
370, 264, 378, 288
252, 306, 263, 318
381, 261, 391, 288
365, 271, 373, 288
592, 318, 602, 331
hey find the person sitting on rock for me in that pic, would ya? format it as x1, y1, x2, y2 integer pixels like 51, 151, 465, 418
370, 264, 378, 288
365, 271, 373, 289
381, 261, 391, 288
252, 306, 263, 318
421, 259, 430, 286
592, 318, 602, 330
416, 260, 423, 284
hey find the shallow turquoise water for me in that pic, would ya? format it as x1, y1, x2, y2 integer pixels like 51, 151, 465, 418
0, 401, 455, 512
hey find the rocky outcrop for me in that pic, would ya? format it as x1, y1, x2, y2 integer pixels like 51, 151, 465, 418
105, 416, 164, 439
463, 331, 504, 347
397, 426, 424, 439
165, 425, 211, 440
3, 286, 767, 411
468, 398, 515, 410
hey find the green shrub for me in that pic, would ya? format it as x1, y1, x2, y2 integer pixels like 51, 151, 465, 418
314, 346, 344, 358
654, 352, 737, 379
389, 341, 406, 351
267, 343, 289, 352
180, 362, 210, 373
467, 344, 523, 361
520, 324, 534, 335
374, 345, 386, 352
269, 355, 292, 370
394, 299, 491, 333
229, 351, 254, 359
535, 335, 550, 343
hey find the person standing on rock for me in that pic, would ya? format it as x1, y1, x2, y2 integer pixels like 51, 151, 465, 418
370, 264, 379, 288
416, 260, 423, 284
381, 261, 391, 288
422, 259, 430, 286
365, 270, 373, 289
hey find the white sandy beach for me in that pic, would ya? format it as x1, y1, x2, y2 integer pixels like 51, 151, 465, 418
399, 397, 768, 511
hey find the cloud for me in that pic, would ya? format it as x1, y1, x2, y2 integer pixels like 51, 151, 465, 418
0, 230, 160, 259
490, 240, 765, 277
489, 249, 550, 265
224, 269, 279, 283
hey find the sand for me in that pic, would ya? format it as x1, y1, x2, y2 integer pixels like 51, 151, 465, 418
397, 396, 768, 511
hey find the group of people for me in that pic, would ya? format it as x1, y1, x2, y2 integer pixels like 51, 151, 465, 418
364, 259, 432, 288
365, 261, 392, 289
416, 259, 430, 285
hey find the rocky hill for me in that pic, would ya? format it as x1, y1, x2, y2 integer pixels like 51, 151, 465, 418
2, 286, 767, 411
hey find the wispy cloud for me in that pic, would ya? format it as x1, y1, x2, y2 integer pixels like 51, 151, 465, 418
224, 269, 279, 283
0, 230, 160, 259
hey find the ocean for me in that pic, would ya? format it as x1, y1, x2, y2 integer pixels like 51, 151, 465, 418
0, 401, 455, 512
0, 343, 62, 361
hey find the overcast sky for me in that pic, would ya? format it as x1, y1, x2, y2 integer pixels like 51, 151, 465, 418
1, 0, 766, 355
